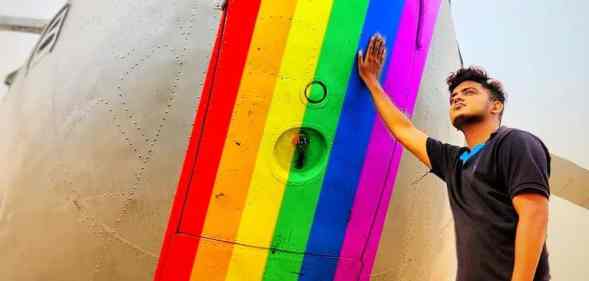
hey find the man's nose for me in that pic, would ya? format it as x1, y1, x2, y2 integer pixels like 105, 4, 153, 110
451, 94, 464, 105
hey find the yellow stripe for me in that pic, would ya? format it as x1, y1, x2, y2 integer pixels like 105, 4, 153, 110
189, 1, 298, 280
224, 0, 335, 280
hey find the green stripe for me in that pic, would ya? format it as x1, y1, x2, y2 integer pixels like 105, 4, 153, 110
262, 0, 370, 279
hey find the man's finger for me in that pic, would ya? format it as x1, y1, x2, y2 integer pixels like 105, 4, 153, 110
358, 50, 364, 65
378, 45, 386, 61
376, 41, 383, 59
368, 36, 376, 58
373, 36, 381, 57
381, 38, 387, 53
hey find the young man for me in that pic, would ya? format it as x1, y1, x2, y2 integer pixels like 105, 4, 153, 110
357, 34, 550, 281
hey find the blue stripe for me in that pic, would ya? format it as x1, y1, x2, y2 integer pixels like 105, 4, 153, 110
298, 0, 406, 280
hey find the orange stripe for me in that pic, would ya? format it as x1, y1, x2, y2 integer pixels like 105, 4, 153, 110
189, 0, 298, 280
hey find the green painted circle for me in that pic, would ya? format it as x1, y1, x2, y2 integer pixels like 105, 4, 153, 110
272, 127, 327, 184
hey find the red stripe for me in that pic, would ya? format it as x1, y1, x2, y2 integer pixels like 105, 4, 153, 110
156, 235, 200, 281
178, 0, 262, 235
154, 0, 262, 279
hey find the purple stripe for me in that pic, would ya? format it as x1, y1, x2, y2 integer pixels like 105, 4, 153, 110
333, 1, 442, 280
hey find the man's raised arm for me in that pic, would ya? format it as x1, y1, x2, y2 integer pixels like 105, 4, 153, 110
358, 33, 431, 168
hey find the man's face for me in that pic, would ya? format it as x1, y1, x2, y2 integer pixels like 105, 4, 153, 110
449, 81, 498, 130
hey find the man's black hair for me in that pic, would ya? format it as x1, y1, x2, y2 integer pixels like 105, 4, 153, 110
446, 66, 507, 118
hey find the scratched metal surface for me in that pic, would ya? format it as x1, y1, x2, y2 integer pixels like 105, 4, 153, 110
0, 0, 221, 280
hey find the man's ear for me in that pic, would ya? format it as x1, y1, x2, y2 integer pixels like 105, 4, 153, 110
491, 100, 504, 116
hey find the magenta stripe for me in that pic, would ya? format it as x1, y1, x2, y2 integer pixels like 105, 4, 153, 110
333, 1, 442, 280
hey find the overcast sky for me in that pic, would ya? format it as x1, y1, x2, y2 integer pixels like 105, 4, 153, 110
1, 0, 587, 169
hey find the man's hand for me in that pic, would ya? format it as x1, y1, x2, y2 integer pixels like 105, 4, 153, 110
358, 33, 386, 85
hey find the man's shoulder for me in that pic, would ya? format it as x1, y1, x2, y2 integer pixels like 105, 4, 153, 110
495, 126, 550, 157
496, 127, 545, 147
426, 136, 465, 163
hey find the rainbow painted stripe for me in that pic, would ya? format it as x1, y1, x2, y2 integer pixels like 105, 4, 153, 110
156, 0, 442, 280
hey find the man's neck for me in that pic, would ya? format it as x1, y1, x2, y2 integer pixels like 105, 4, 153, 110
461, 121, 500, 149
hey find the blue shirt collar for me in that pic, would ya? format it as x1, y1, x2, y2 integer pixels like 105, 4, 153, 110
460, 143, 486, 163
458, 126, 505, 164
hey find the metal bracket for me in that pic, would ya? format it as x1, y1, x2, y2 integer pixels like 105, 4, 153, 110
0, 16, 48, 34
4, 68, 19, 87
25, 3, 70, 74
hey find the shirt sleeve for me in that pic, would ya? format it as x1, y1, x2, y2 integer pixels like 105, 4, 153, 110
498, 130, 551, 199
426, 137, 462, 183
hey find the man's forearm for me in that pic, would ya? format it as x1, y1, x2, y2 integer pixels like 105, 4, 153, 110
511, 213, 548, 281
365, 79, 413, 137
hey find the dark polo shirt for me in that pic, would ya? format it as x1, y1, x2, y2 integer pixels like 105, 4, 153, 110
426, 126, 551, 281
